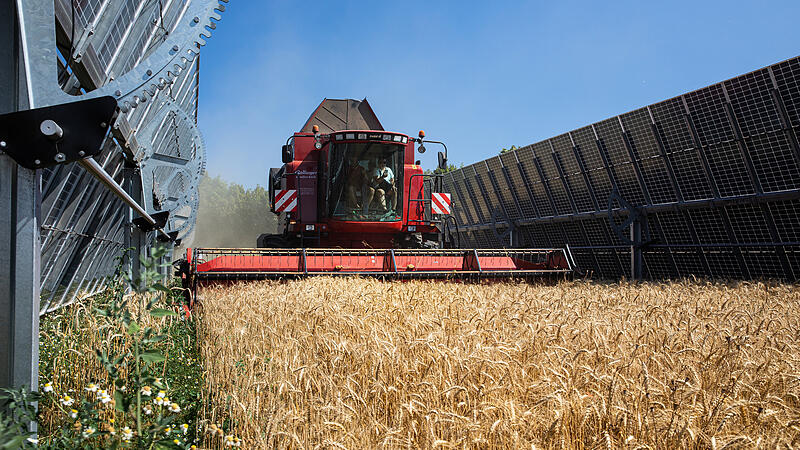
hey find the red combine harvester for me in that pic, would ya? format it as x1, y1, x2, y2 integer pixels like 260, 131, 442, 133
179, 99, 573, 292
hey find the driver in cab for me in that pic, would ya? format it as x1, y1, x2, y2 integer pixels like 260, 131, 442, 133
374, 158, 396, 211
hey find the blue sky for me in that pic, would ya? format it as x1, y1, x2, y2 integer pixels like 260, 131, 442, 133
198, 1, 800, 188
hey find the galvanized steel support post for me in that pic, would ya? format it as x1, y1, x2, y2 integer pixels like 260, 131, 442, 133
123, 165, 133, 281
0, 0, 41, 422
124, 163, 148, 286
630, 221, 644, 280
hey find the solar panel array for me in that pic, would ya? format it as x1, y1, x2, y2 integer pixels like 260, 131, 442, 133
444, 56, 800, 279
37, 0, 204, 312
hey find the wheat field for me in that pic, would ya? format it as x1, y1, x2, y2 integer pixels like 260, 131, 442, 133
197, 278, 800, 449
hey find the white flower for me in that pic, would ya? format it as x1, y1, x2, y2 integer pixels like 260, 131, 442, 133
121, 426, 133, 441
173, 439, 181, 446
81, 427, 96, 438
140, 386, 152, 396
181, 423, 189, 435
42, 382, 53, 393
164, 426, 172, 435
119, 386, 127, 392
69, 409, 78, 419
225, 435, 243, 447
59, 395, 74, 406
154, 391, 168, 405
26, 438, 38, 444
168, 402, 181, 413
97, 389, 112, 404
143, 404, 153, 415
85, 383, 99, 393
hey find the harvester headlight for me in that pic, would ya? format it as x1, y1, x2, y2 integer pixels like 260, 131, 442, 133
305, 224, 315, 231
315, 142, 322, 149
382, 134, 392, 141
335, 134, 343, 141
401, 136, 408, 143
393, 135, 402, 142
345, 133, 355, 140
358, 133, 367, 140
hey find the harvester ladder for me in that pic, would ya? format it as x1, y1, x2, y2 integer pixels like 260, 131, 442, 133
407, 174, 443, 226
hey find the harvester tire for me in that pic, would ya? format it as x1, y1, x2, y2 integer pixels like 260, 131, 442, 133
399, 233, 440, 249
256, 233, 290, 248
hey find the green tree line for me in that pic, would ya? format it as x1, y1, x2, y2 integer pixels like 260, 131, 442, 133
424, 163, 463, 175
190, 174, 279, 248
500, 145, 519, 154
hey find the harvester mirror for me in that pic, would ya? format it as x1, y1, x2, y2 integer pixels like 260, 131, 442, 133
438, 151, 447, 171
281, 144, 292, 163
417, 143, 426, 154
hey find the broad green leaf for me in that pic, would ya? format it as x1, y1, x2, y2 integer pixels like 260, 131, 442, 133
152, 283, 171, 293
143, 335, 167, 344
140, 350, 165, 363
114, 390, 125, 412
2, 435, 28, 449
127, 321, 140, 334
150, 308, 177, 318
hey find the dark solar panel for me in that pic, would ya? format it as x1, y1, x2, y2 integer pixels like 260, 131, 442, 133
463, 166, 491, 223
443, 174, 470, 226
772, 58, 800, 127
747, 132, 800, 192
725, 69, 783, 136
445, 56, 800, 279
644, 249, 675, 279
474, 162, 504, 219
704, 141, 755, 197
499, 151, 539, 218
487, 157, 522, 221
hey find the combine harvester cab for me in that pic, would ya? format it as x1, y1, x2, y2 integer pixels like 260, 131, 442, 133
178, 98, 574, 295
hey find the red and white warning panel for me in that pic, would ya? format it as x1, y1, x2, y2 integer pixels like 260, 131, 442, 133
274, 189, 298, 213
431, 193, 452, 215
